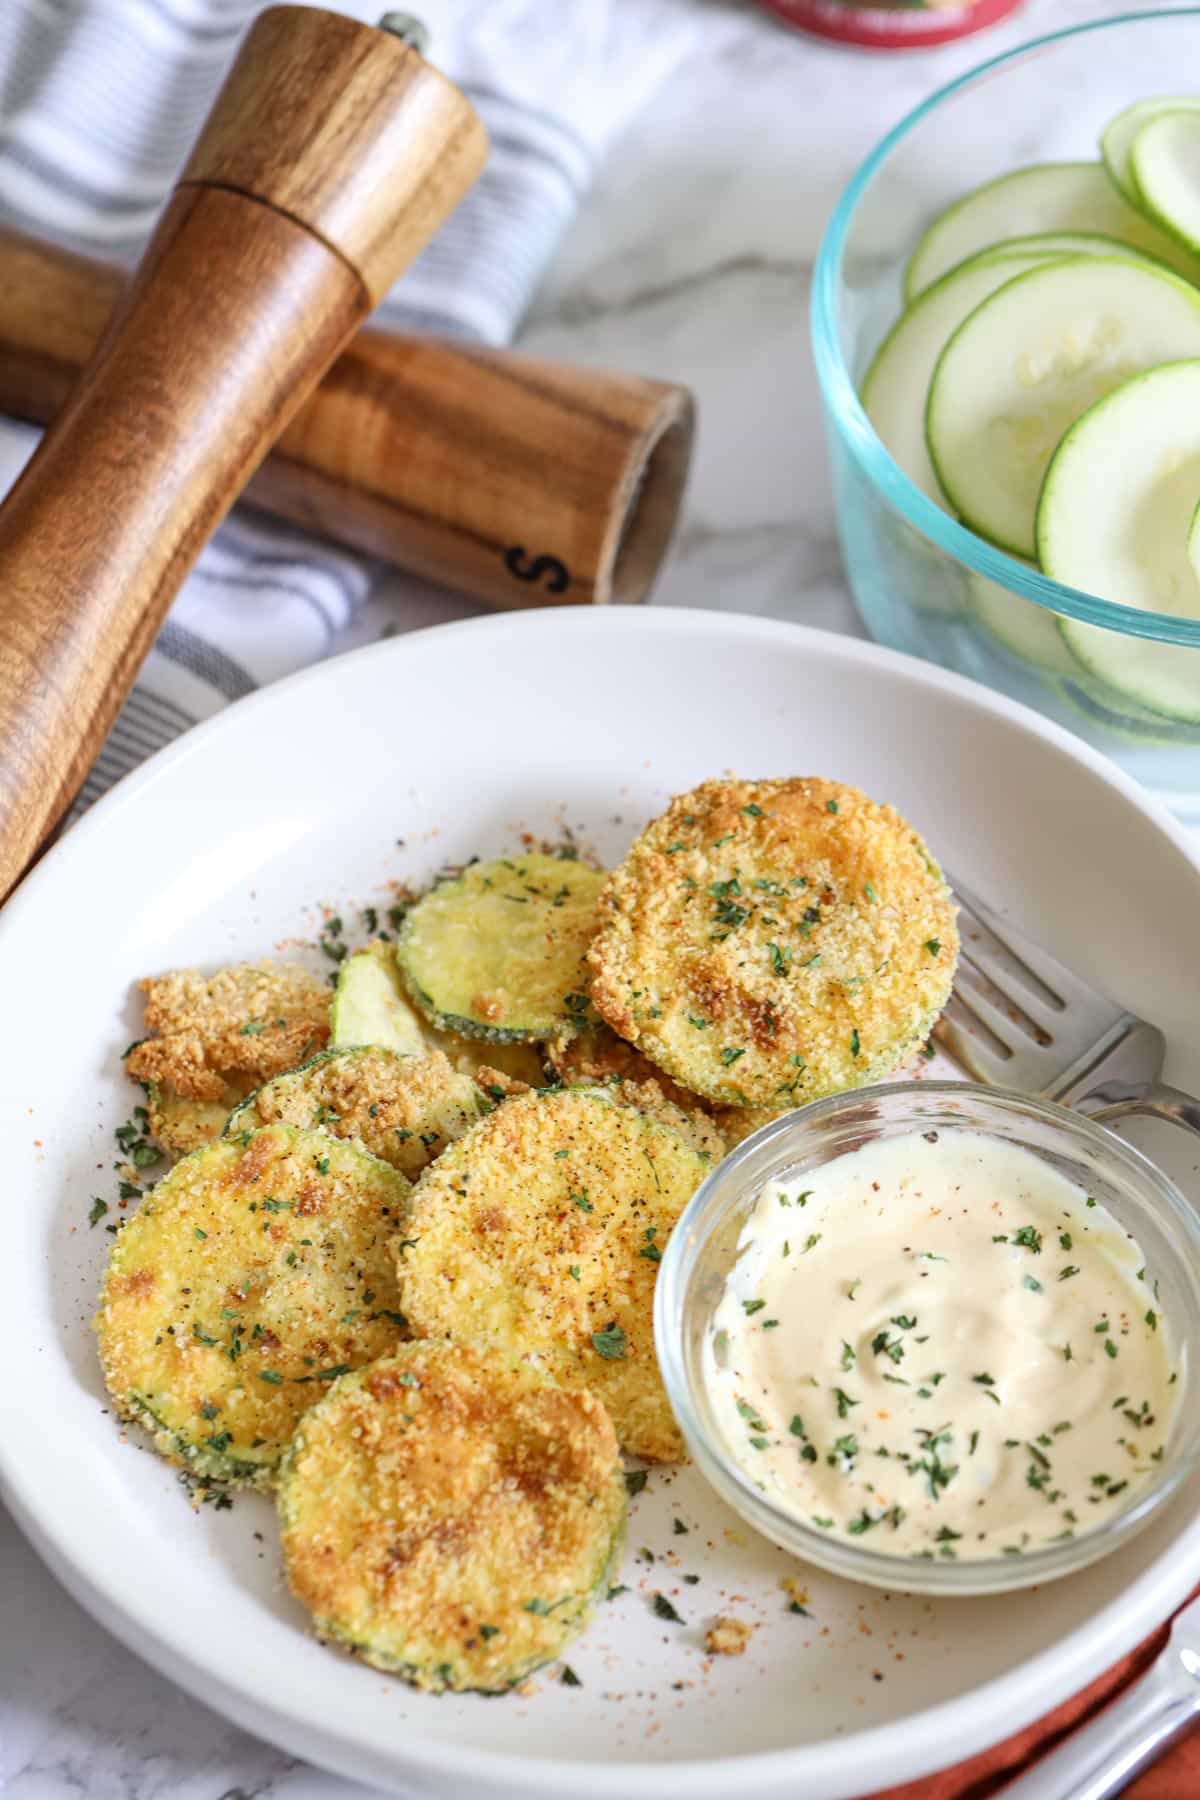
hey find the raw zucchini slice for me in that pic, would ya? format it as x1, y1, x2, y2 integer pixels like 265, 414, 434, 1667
927, 258, 1200, 558
330, 942, 426, 1057
96, 1124, 410, 1487
226, 1045, 487, 1178
1130, 110, 1200, 255
396, 852, 606, 1043
587, 777, 956, 1109
1038, 360, 1200, 722
863, 252, 1072, 502
1101, 96, 1200, 204
396, 1086, 713, 1461
966, 568, 1084, 678
277, 1342, 625, 1693
972, 231, 1167, 266
904, 163, 1199, 298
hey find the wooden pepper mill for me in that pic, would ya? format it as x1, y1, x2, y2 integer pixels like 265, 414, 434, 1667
0, 229, 695, 613
0, 5, 487, 899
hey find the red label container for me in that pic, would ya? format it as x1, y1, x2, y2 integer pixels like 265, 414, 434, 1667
759, 0, 1022, 50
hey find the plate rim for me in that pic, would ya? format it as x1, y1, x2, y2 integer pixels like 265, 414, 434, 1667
4, 605, 1199, 1796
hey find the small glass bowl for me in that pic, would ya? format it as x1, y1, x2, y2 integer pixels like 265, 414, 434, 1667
811, 10, 1200, 817
655, 1082, 1200, 1596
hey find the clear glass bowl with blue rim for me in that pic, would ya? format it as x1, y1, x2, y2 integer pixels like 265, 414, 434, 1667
811, 9, 1200, 826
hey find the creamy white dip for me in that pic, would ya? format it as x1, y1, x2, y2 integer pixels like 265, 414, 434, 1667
704, 1128, 1176, 1562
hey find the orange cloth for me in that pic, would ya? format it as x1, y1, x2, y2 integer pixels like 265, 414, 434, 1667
865, 1593, 1198, 1800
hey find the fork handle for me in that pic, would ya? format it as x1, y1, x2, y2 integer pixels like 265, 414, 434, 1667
1079, 1081, 1200, 1142
998, 1643, 1200, 1799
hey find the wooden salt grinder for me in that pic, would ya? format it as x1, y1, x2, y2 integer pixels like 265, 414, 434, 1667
0, 4, 487, 899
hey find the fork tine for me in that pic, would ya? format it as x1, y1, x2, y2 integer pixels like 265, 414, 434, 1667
949, 874, 1115, 1011
944, 975, 1032, 1059
957, 948, 1056, 1042
933, 1002, 1011, 1083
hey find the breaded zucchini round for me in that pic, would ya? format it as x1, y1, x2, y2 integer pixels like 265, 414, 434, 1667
226, 1046, 486, 1179
588, 777, 957, 1107
96, 1125, 410, 1487
396, 1087, 712, 1461
546, 1019, 713, 1117
126, 961, 331, 1101
397, 852, 605, 1042
146, 1076, 255, 1156
278, 1342, 625, 1692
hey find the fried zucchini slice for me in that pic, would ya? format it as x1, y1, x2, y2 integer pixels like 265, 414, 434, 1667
146, 1076, 256, 1156
330, 943, 426, 1057
278, 1342, 625, 1692
226, 1046, 487, 1179
126, 961, 331, 1102
546, 1020, 715, 1116
96, 1125, 410, 1488
429, 1025, 548, 1090
588, 777, 958, 1107
602, 1078, 726, 1162
396, 852, 605, 1042
396, 1087, 712, 1460
713, 1103, 793, 1151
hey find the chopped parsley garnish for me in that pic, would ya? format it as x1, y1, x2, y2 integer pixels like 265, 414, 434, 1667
924, 938, 941, 957
826, 799, 839, 815
802, 1233, 822, 1254
652, 1593, 684, 1623
571, 1188, 593, 1212
1023, 1275, 1044, 1294
833, 1387, 859, 1419
720, 1047, 746, 1067
560, 1665, 582, 1687
1012, 1226, 1043, 1253
849, 1030, 861, 1058
591, 1324, 627, 1361
88, 1198, 108, 1227
624, 1469, 648, 1496
742, 1298, 766, 1316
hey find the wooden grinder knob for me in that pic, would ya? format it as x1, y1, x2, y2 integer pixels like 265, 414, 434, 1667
0, 4, 487, 898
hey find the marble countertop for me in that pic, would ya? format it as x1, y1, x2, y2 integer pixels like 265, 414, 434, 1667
0, 0, 1139, 1793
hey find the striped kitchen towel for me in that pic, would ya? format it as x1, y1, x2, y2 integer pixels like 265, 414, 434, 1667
0, 0, 697, 811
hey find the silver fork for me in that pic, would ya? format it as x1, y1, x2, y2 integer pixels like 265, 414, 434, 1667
934, 875, 1200, 1140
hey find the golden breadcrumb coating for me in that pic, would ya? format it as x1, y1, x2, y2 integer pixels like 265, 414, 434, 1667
278, 1342, 625, 1692
546, 1020, 713, 1116
396, 1087, 714, 1461
588, 777, 957, 1107
705, 1616, 754, 1656
127, 962, 331, 1102
430, 1028, 548, 1088
95, 1125, 409, 1487
146, 1076, 256, 1155
229, 1046, 486, 1178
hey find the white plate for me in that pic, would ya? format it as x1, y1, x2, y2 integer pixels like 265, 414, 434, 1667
3, 608, 1200, 1800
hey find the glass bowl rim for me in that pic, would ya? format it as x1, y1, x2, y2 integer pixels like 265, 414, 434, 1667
655, 1079, 1200, 1597
810, 7, 1200, 651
